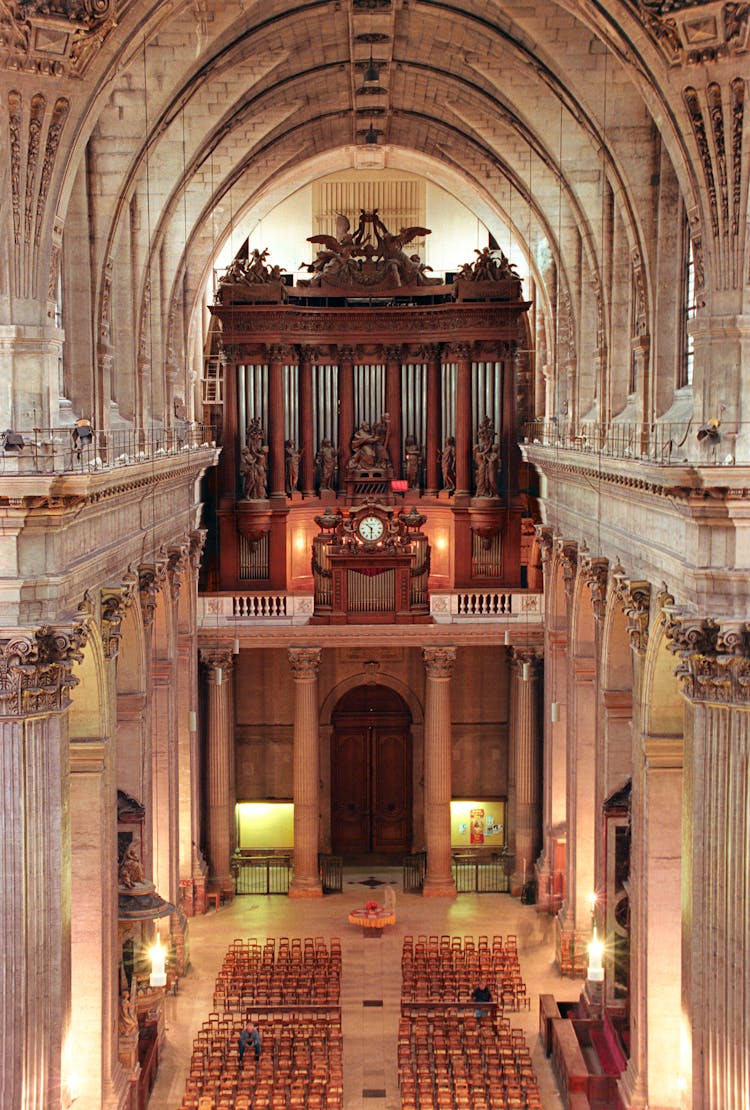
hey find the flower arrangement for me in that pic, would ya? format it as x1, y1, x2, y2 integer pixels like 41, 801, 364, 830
365, 900, 380, 914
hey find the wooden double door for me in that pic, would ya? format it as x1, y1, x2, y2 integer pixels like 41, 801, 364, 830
331, 686, 412, 856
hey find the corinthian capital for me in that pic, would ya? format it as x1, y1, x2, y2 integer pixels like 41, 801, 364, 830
665, 612, 750, 705
0, 621, 89, 718
556, 539, 578, 599
138, 561, 167, 628
100, 572, 137, 660
167, 544, 188, 601
534, 525, 554, 567
423, 646, 457, 678
288, 647, 321, 679
612, 570, 651, 655
580, 553, 609, 621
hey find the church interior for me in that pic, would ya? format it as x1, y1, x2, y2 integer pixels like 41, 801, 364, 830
0, 1, 748, 1108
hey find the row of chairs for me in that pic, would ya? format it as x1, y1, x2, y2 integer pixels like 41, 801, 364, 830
213, 936, 341, 1009
401, 935, 529, 1012
179, 937, 344, 1110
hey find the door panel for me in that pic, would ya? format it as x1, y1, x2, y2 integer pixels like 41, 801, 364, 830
331, 717, 412, 855
331, 727, 370, 853
372, 727, 411, 851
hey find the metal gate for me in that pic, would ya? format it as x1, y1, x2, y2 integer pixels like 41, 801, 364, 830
232, 852, 292, 894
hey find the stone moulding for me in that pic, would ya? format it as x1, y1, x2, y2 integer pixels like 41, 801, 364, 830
0, 0, 119, 78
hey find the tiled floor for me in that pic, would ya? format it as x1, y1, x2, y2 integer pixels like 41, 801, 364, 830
151, 869, 579, 1109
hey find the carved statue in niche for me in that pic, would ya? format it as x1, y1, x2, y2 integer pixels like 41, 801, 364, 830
284, 439, 302, 495
240, 417, 268, 500
118, 989, 138, 1037
315, 438, 338, 490
404, 434, 423, 488
473, 415, 500, 498
440, 436, 456, 493
348, 412, 392, 472
118, 842, 145, 889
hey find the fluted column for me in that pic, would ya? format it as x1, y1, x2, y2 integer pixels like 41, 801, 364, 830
452, 343, 472, 498
202, 649, 235, 897
508, 647, 543, 896
288, 647, 323, 898
0, 624, 87, 1110
267, 344, 287, 499
299, 347, 316, 496
422, 647, 457, 897
424, 344, 442, 494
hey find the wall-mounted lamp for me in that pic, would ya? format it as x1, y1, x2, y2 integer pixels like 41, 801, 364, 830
504, 630, 511, 646
215, 666, 223, 686
188, 710, 197, 732
522, 661, 530, 681
233, 637, 240, 655
551, 701, 560, 722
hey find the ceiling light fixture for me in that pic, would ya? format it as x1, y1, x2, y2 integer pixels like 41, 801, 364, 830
364, 120, 378, 145
363, 49, 379, 83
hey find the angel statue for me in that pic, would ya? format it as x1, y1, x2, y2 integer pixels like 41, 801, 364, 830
371, 211, 432, 287
302, 212, 369, 287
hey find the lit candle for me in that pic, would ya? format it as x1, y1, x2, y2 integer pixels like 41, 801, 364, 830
587, 927, 604, 982
149, 936, 167, 988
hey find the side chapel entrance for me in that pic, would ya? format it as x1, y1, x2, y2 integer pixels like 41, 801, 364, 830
330, 684, 412, 857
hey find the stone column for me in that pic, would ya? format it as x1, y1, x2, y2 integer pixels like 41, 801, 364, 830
452, 343, 472, 498
508, 648, 543, 897
299, 347, 316, 497
423, 344, 442, 495
202, 649, 236, 898
422, 647, 457, 897
385, 345, 402, 477
337, 345, 354, 474
267, 345, 287, 499
652, 615, 750, 1110
0, 625, 86, 1110
288, 647, 323, 898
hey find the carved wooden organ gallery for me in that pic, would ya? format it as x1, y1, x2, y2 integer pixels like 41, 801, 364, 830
207, 215, 531, 614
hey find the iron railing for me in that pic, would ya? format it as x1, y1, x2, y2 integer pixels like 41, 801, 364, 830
451, 851, 511, 894
232, 851, 292, 894
0, 424, 216, 475
319, 854, 343, 893
403, 851, 427, 892
523, 419, 745, 466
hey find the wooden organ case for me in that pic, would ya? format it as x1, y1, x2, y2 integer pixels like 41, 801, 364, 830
206, 216, 531, 609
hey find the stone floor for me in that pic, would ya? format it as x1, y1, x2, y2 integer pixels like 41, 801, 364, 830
151, 869, 580, 1109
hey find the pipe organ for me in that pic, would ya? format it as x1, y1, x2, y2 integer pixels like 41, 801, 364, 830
207, 218, 530, 610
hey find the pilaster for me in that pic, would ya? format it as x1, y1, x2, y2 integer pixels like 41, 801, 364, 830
422, 646, 457, 897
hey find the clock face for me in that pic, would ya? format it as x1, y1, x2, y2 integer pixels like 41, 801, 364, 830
358, 514, 385, 542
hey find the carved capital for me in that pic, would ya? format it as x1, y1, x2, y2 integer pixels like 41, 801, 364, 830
0, 621, 88, 718
665, 612, 750, 704
417, 342, 441, 362
287, 647, 322, 679
267, 343, 296, 364
580, 553, 609, 621
445, 342, 473, 362
138, 561, 167, 628
337, 344, 355, 364
511, 646, 544, 677
612, 572, 651, 655
200, 649, 234, 682
383, 344, 402, 362
299, 346, 321, 364
167, 544, 188, 601
535, 525, 554, 566
0, 2, 118, 78
100, 573, 137, 660
556, 539, 578, 599
423, 646, 457, 678
189, 529, 207, 575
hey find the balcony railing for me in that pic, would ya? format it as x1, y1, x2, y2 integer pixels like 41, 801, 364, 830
0, 424, 217, 476
523, 419, 743, 466
200, 589, 542, 627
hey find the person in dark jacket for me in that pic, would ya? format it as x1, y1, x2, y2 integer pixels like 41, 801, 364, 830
239, 1020, 261, 1060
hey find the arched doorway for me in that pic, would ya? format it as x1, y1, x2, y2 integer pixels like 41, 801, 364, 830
331, 684, 412, 857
